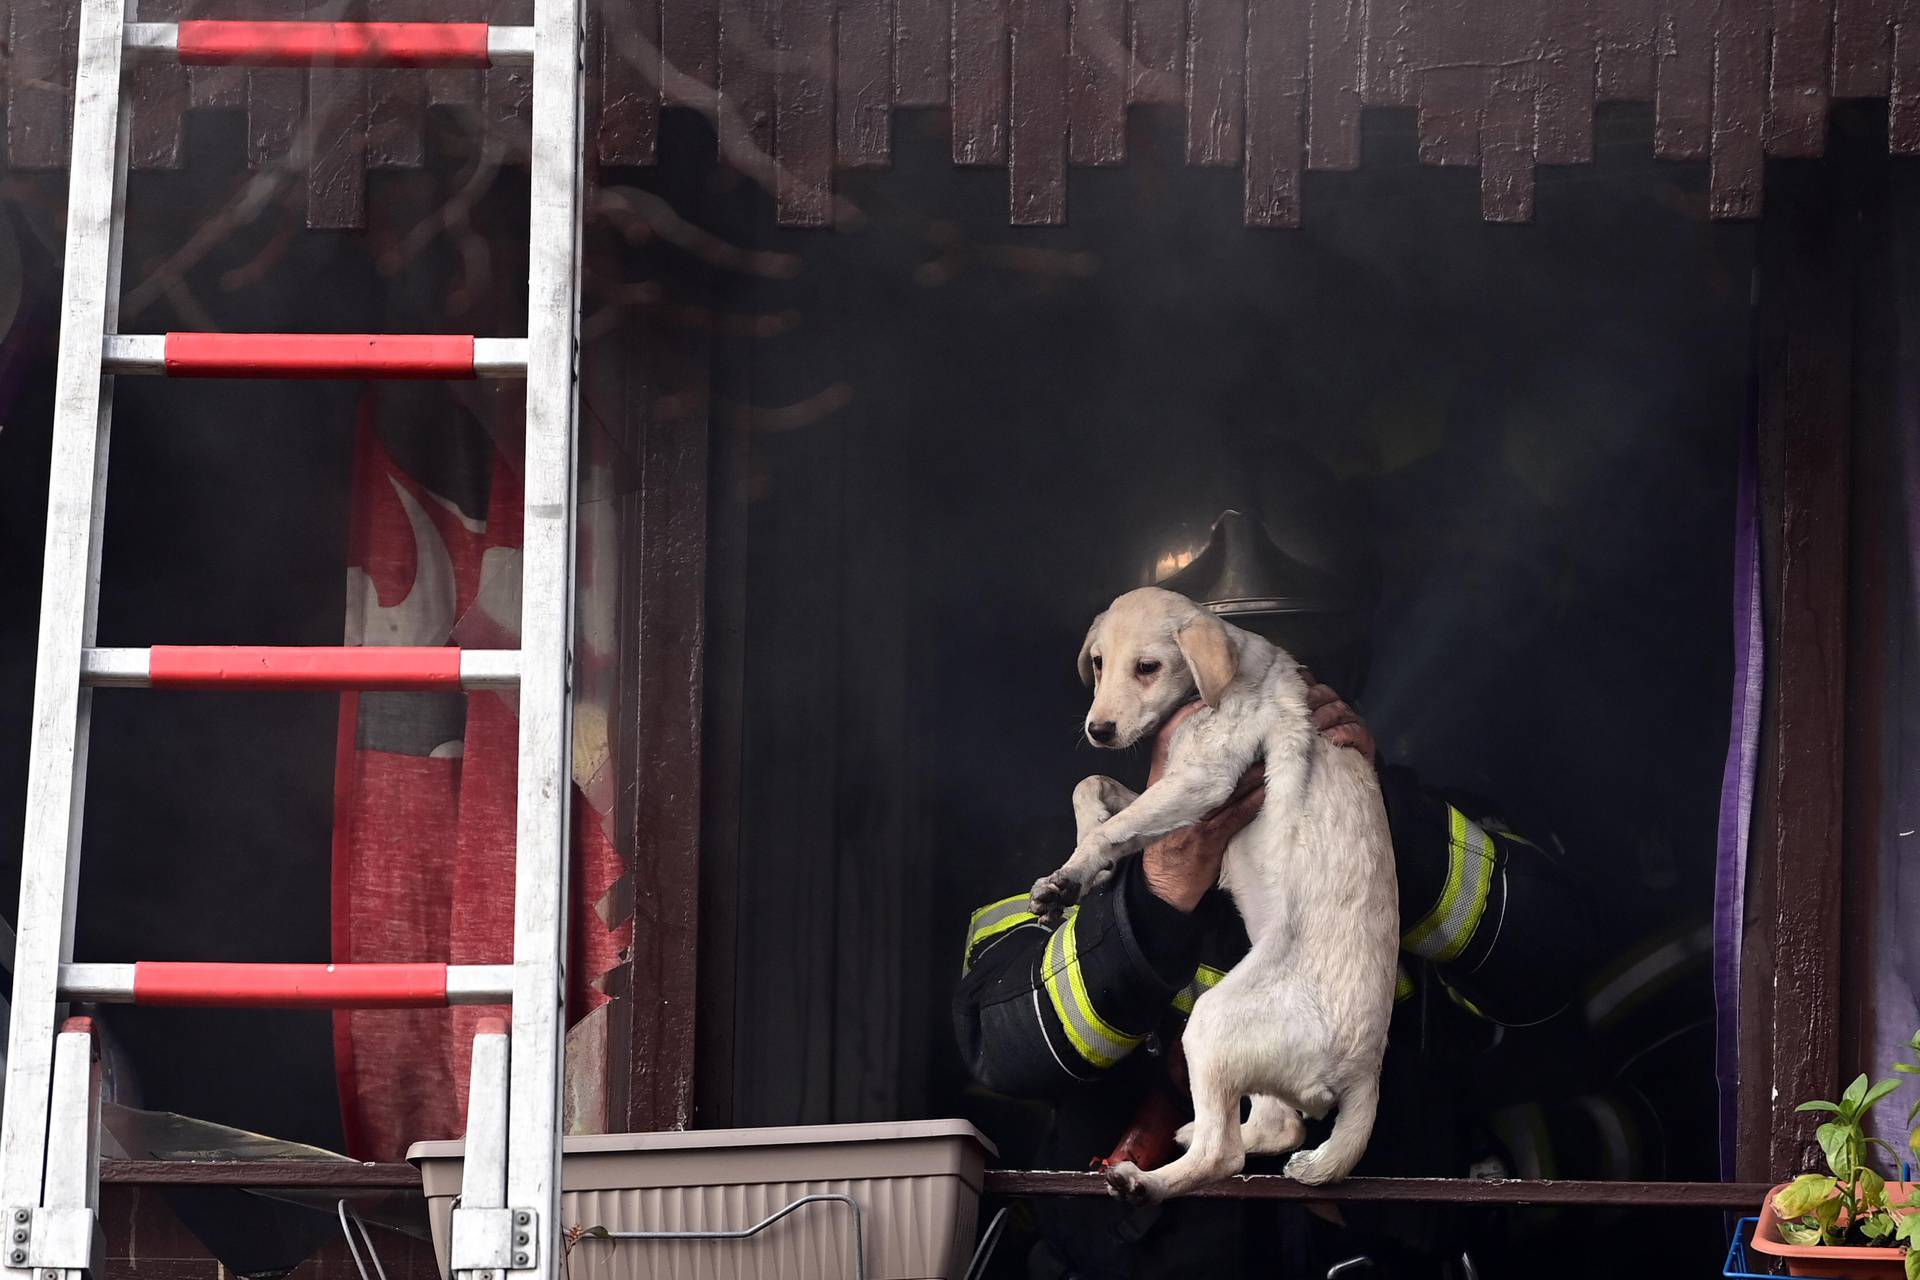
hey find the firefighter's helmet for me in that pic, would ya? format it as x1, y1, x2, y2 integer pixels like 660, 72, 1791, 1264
1152, 508, 1377, 698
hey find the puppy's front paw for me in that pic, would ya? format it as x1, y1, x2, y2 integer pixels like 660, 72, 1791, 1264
1103, 1160, 1162, 1206
1029, 872, 1083, 925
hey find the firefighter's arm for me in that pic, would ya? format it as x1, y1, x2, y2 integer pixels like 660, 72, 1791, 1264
1379, 764, 1592, 1027
954, 710, 1260, 1099
953, 857, 1207, 1097
1293, 678, 1588, 1026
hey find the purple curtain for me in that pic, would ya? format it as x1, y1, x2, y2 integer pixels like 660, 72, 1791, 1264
1713, 409, 1763, 1180
1867, 192, 1920, 1178
1720, 178, 1920, 1177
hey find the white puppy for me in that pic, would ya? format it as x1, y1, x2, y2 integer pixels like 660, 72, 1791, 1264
1030, 586, 1398, 1200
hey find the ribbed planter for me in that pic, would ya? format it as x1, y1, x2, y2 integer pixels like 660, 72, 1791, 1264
409, 1121, 996, 1280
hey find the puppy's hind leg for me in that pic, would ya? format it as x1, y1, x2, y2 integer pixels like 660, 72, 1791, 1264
1283, 1075, 1379, 1186
1240, 1094, 1307, 1156
1173, 1093, 1304, 1155
1106, 1025, 1246, 1204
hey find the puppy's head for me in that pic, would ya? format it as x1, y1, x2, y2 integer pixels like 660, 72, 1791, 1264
1078, 588, 1240, 749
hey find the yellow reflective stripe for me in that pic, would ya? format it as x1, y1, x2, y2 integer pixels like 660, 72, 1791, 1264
1394, 966, 1415, 1003
963, 894, 1038, 973
1172, 963, 1228, 1015
969, 894, 1032, 937
1443, 979, 1488, 1020
1041, 910, 1143, 1068
1402, 805, 1496, 963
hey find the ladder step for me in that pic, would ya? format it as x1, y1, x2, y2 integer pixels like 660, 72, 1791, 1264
82, 646, 520, 691
102, 334, 528, 380
124, 21, 535, 68
60, 962, 514, 1008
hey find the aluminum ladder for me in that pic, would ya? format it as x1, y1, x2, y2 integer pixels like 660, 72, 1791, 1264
0, 7, 584, 1280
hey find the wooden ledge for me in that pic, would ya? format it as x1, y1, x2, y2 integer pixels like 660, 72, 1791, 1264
97, 1161, 1771, 1209
101, 1160, 422, 1188
984, 1171, 1773, 1208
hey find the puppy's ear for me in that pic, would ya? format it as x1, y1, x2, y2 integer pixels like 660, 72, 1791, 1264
1176, 608, 1238, 708
1077, 613, 1106, 687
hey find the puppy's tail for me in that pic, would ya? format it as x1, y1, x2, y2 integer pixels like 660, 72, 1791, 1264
1282, 1076, 1379, 1187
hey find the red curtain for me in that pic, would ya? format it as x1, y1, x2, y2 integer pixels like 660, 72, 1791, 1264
330, 392, 625, 1160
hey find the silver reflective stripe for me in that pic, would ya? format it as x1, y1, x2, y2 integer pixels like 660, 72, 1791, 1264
963, 894, 1038, 973
1402, 806, 1497, 962
1583, 923, 1713, 1027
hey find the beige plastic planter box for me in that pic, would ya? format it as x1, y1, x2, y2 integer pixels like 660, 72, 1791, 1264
408, 1121, 996, 1280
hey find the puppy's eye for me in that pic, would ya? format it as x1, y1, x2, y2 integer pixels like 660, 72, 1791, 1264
1135, 659, 1161, 676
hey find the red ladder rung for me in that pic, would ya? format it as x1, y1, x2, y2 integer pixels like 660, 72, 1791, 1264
73, 962, 514, 1008
165, 333, 478, 379
82, 646, 519, 690
176, 21, 494, 68
140, 962, 452, 1008
150, 645, 463, 690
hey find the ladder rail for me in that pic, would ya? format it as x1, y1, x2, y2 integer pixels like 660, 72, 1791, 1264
501, 0, 584, 1277
0, 0, 131, 1232
4, 3, 582, 1275
450, 1022, 509, 1280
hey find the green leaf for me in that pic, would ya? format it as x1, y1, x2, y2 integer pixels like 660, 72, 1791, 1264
1906, 1251, 1920, 1280
1859, 1168, 1888, 1210
1816, 1197, 1846, 1244
1861, 1212, 1896, 1242
1894, 1062, 1920, 1074
1862, 1079, 1904, 1113
1911, 1124, 1920, 1161
1779, 1220, 1823, 1246
1798, 1100, 1844, 1113
1778, 1174, 1842, 1220
1843, 1073, 1873, 1116
1819, 1123, 1858, 1178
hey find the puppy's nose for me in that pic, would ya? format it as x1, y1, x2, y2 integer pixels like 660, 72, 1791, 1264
1087, 721, 1118, 744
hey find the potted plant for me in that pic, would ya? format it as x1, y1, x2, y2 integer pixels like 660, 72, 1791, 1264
1750, 1030, 1920, 1279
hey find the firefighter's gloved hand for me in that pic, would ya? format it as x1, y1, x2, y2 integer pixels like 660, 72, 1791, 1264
1301, 670, 1377, 767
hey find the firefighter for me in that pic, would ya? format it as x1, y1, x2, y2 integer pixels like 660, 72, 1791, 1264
953, 508, 1605, 1279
